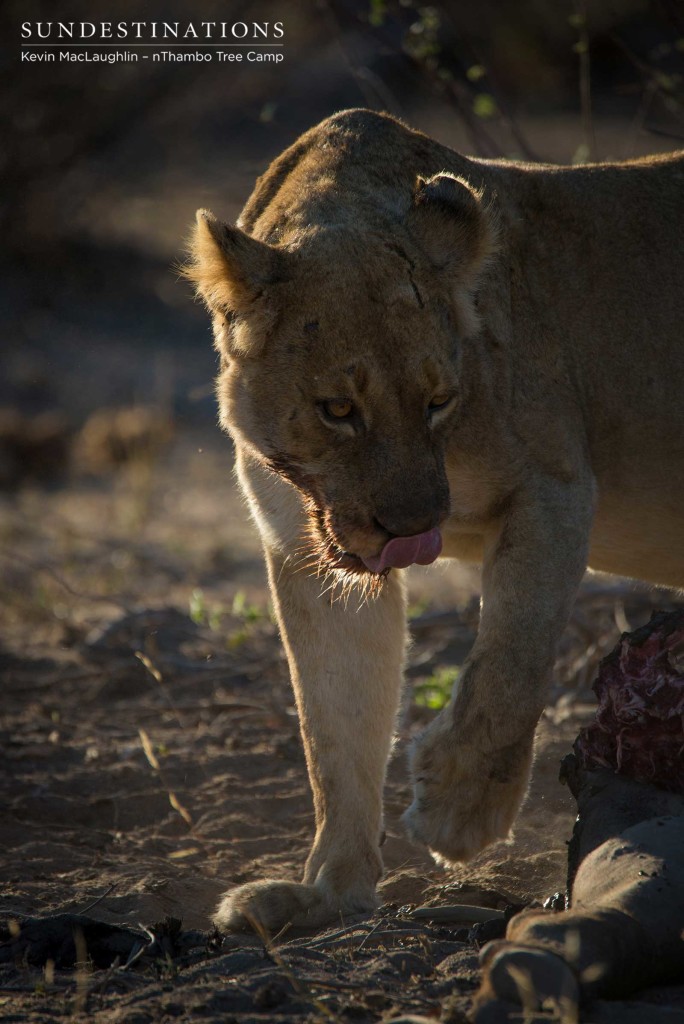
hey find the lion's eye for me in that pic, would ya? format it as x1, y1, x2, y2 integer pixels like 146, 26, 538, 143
428, 393, 452, 412
322, 399, 354, 419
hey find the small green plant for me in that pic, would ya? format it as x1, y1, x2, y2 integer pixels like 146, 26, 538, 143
190, 587, 239, 630
231, 589, 266, 622
190, 587, 271, 645
227, 627, 249, 650
407, 596, 431, 620
188, 587, 208, 626
414, 666, 460, 710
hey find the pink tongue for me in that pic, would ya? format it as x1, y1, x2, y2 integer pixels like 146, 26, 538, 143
362, 527, 443, 574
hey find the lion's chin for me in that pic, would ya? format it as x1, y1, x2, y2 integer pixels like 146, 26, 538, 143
323, 538, 381, 578
322, 546, 389, 600
303, 503, 389, 592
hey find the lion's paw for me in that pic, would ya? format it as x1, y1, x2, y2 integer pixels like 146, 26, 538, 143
402, 714, 534, 865
213, 879, 376, 934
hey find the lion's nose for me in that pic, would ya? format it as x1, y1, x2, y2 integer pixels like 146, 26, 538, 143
373, 512, 440, 538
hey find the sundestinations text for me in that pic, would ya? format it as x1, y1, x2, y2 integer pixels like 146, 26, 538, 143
21, 21, 284, 41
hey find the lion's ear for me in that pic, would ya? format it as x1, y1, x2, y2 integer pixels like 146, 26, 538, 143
185, 210, 285, 357
185, 209, 283, 311
409, 173, 496, 284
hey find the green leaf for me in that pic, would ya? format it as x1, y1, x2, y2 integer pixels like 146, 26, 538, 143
473, 93, 497, 119
655, 71, 675, 92
189, 588, 206, 625
369, 0, 387, 27
232, 589, 264, 622
466, 64, 486, 82
414, 666, 460, 710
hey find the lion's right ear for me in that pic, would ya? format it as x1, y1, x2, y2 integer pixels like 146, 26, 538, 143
184, 209, 284, 312
184, 210, 286, 357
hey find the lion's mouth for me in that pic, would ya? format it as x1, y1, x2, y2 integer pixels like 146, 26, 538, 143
307, 505, 381, 579
308, 507, 442, 580
319, 529, 379, 578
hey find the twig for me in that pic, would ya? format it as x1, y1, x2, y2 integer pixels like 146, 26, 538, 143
135, 652, 221, 787
347, 927, 429, 942
434, 73, 505, 159
89, 955, 121, 1002
271, 921, 293, 945
353, 66, 404, 118
295, 976, 382, 992
318, 0, 403, 116
623, 79, 658, 158
285, 922, 376, 948
356, 917, 384, 951
576, 0, 597, 160
434, 1, 540, 160
135, 651, 187, 734
645, 125, 684, 141
0, 547, 133, 614
248, 915, 342, 1022
287, 926, 429, 954
78, 883, 117, 915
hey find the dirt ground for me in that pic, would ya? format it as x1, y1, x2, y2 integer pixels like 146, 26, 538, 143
1, 430, 683, 1023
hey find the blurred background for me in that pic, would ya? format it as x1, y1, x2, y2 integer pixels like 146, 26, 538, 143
4, 0, 684, 420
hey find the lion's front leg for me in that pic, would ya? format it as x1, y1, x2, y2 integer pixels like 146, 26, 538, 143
216, 559, 406, 931
403, 476, 594, 864
215, 459, 407, 933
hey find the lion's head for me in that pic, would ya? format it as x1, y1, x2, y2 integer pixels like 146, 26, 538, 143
186, 171, 496, 585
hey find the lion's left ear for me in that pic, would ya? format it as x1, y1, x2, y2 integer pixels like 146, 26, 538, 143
409, 173, 497, 285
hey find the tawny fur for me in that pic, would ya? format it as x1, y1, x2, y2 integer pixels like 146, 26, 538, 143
185, 109, 684, 933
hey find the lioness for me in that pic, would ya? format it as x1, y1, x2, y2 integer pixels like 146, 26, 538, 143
186, 109, 684, 932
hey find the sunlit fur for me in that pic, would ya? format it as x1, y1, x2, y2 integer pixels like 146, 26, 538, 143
185, 108, 684, 936
263, 451, 388, 607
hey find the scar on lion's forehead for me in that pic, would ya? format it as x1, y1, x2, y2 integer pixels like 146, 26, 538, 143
383, 279, 425, 307
343, 362, 368, 392
421, 356, 444, 389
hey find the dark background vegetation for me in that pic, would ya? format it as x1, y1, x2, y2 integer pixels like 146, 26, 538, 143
3, 0, 684, 430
